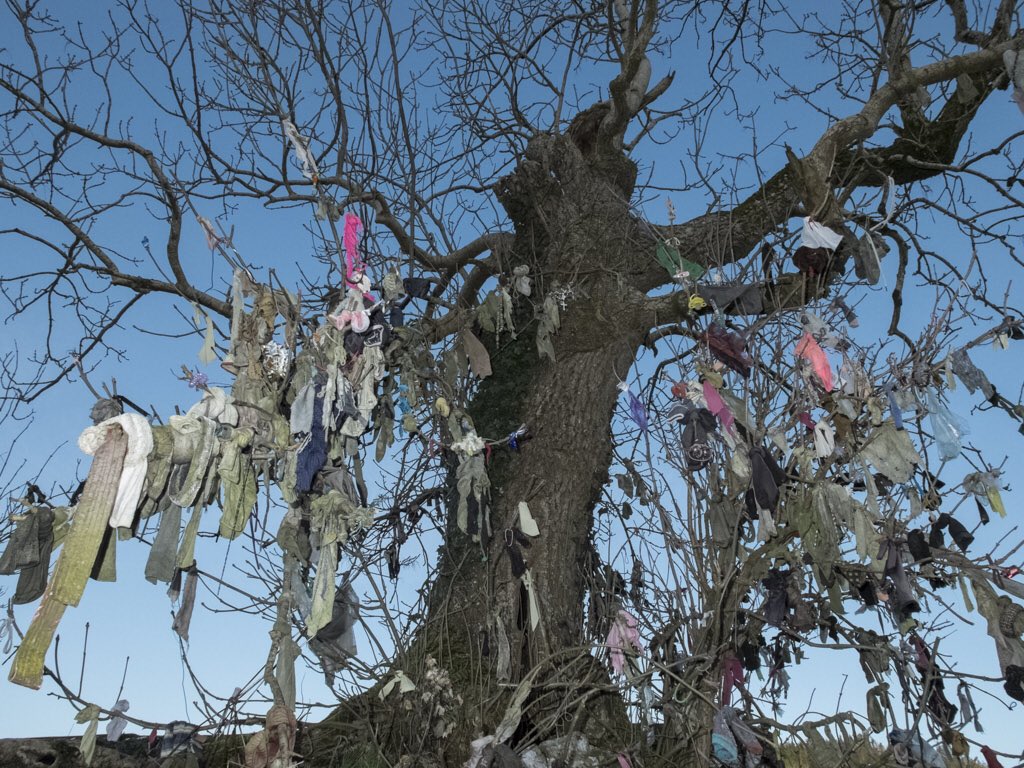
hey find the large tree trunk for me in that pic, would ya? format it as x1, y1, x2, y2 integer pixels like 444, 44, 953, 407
309, 136, 655, 765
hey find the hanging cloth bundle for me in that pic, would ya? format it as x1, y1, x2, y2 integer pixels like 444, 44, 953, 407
9, 426, 128, 689
0, 506, 55, 604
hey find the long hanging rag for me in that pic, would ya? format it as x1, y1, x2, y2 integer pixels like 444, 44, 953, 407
703, 380, 737, 439
794, 333, 833, 391
606, 610, 643, 675
0, 506, 55, 604
79, 413, 153, 528
9, 426, 128, 689
343, 214, 375, 300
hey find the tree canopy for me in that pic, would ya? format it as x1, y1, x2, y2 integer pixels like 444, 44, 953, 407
2, 1, 1024, 767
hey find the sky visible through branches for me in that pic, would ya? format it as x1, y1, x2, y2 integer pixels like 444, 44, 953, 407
0, 0, 1022, 760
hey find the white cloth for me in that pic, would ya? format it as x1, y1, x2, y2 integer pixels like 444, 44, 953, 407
800, 217, 843, 250
814, 420, 835, 459
79, 413, 153, 528
186, 386, 238, 426
105, 699, 129, 742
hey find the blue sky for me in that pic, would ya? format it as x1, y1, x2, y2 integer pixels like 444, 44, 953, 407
2, 0, 1023, 759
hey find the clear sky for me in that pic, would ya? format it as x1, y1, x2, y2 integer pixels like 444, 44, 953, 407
2, 0, 1023, 760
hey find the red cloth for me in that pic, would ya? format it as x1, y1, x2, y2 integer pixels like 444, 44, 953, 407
721, 652, 745, 705
795, 333, 833, 391
981, 746, 1005, 768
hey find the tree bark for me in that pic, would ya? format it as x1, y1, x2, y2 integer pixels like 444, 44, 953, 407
0, 735, 152, 768
306, 135, 657, 765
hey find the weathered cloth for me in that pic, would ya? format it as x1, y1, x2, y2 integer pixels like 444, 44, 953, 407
79, 413, 153, 528
0, 506, 54, 604
9, 426, 127, 689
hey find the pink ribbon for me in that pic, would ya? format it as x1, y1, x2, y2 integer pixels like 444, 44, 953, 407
328, 309, 369, 332
795, 332, 833, 391
606, 610, 642, 675
343, 213, 364, 283
342, 213, 377, 301
703, 380, 737, 438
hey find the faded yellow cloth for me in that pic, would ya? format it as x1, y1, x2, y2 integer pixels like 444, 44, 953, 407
10, 426, 127, 689
217, 427, 257, 539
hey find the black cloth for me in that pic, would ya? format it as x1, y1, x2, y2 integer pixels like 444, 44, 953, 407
343, 329, 365, 356
295, 394, 328, 493
910, 634, 958, 724
740, 636, 763, 671
746, 446, 787, 516
0, 506, 54, 604
881, 540, 919, 617
698, 284, 765, 315
857, 579, 879, 606
703, 323, 753, 378
853, 234, 887, 285
906, 529, 932, 563
402, 277, 432, 299
389, 304, 404, 328
761, 568, 790, 626
1005, 664, 1024, 702
681, 407, 718, 469
929, 513, 973, 552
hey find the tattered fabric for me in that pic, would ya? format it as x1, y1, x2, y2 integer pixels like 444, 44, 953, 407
0, 506, 54, 604
79, 413, 153, 528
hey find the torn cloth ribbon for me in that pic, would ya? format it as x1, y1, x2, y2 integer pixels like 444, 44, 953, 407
880, 539, 918, 618
618, 383, 649, 433
908, 633, 958, 723
928, 513, 973, 552
309, 583, 360, 685
969, 576, 1024, 702
217, 427, 258, 539
171, 567, 199, 642
854, 233, 887, 285
9, 427, 128, 689
792, 246, 830, 275
794, 333, 833, 391
951, 348, 995, 400
721, 652, 745, 705
1003, 49, 1024, 115
703, 323, 754, 378
342, 213, 375, 300
981, 746, 1006, 768
606, 610, 642, 676
167, 416, 219, 509
0, 506, 55, 604
295, 393, 328, 494
703, 380, 737, 439
813, 420, 835, 458
746, 446, 787, 516
761, 568, 793, 627
281, 118, 319, 180
859, 423, 920, 484
697, 284, 764, 315
186, 386, 239, 426
106, 699, 130, 742
243, 704, 297, 768
711, 706, 763, 768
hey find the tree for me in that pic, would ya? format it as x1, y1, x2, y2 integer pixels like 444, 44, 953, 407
1, 0, 1023, 766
